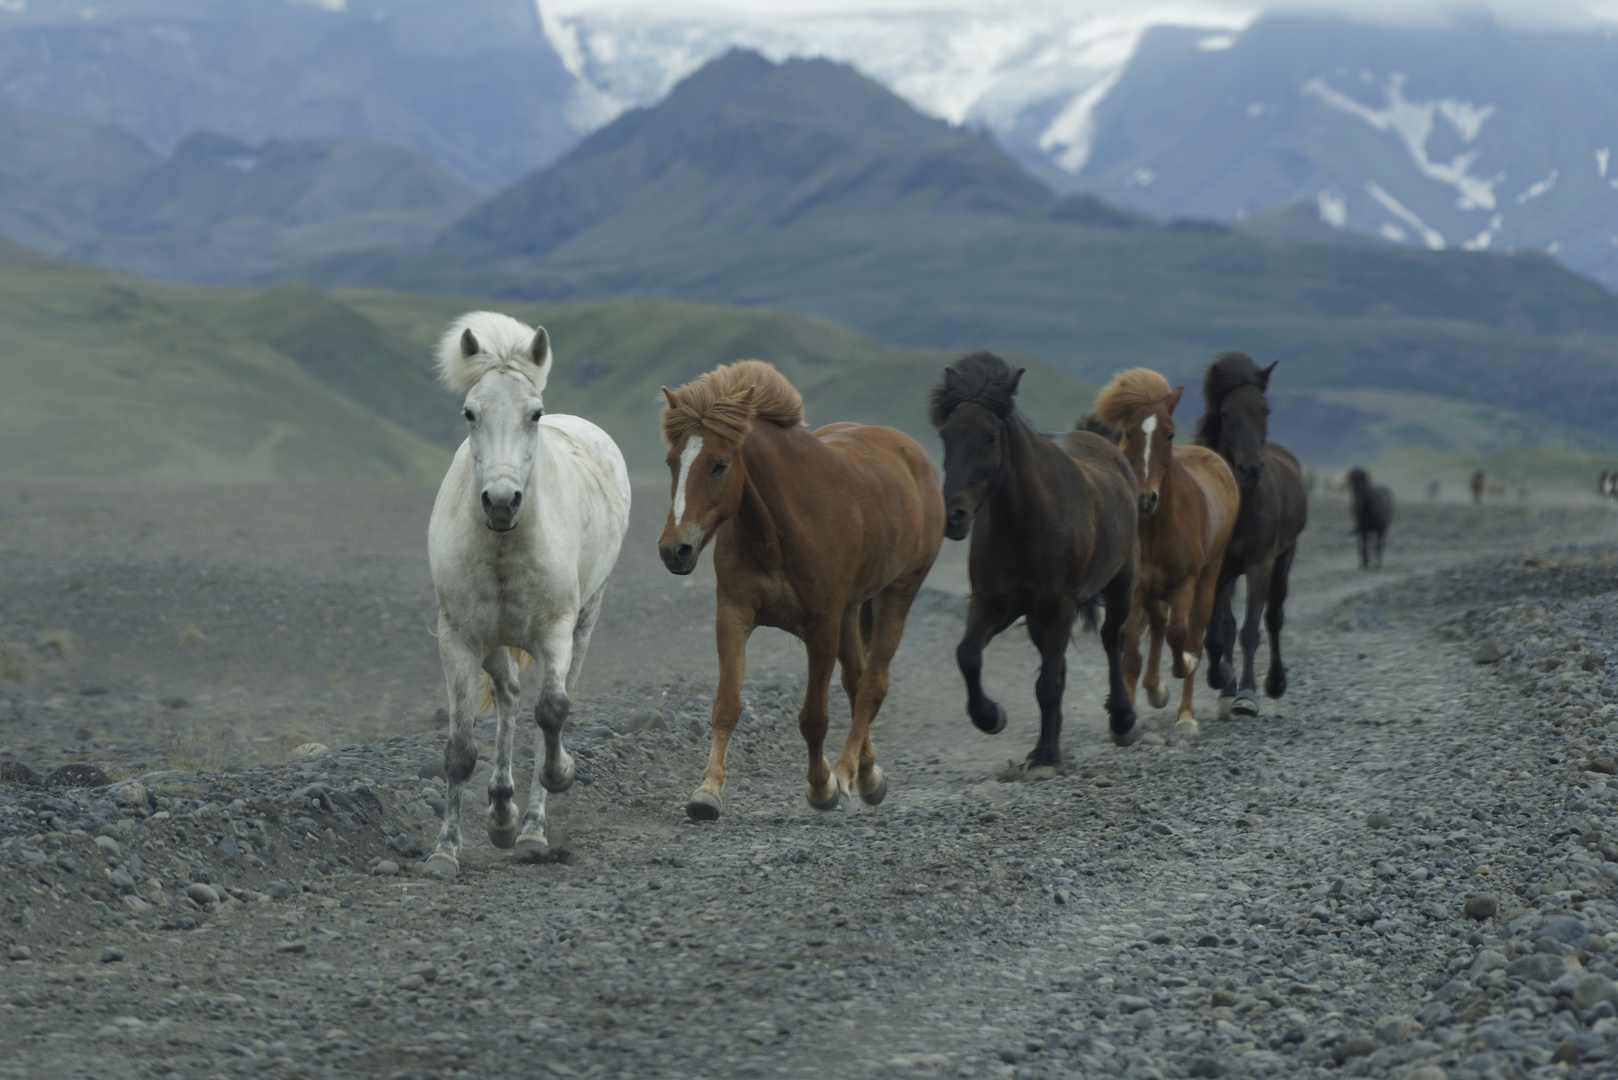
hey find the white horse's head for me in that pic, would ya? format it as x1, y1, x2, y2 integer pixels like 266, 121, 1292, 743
437, 312, 553, 533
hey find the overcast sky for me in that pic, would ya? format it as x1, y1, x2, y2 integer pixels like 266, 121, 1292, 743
544, 0, 1618, 29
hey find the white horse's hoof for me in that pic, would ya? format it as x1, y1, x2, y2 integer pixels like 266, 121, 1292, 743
858, 767, 888, 806
1146, 684, 1169, 709
514, 832, 549, 861
541, 749, 576, 794
686, 790, 722, 822
424, 852, 459, 880
486, 816, 518, 850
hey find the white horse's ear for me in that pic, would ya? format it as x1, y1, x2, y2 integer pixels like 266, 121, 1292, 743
460, 328, 480, 359
531, 326, 552, 369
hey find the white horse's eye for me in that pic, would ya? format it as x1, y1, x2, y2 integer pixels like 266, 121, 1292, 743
529, 408, 545, 423
463, 408, 477, 423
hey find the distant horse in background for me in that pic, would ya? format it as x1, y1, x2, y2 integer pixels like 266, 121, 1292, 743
1471, 471, 1486, 504
1347, 467, 1393, 569
1094, 369, 1238, 738
1196, 353, 1308, 719
1601, 471, 1618, 502
658, 361, 942, 820
426, 312, 631, 878
931, 352, 1139, 768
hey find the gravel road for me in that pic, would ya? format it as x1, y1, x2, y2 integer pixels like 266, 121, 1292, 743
4, 480, 1618, 1080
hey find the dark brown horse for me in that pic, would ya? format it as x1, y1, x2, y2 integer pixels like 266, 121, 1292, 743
1195, 353, 1308, 719
657, 361, 943, 821
930, 352, 1139, 769
1095, 369, 1239, 738
1347, 467, 1393, 569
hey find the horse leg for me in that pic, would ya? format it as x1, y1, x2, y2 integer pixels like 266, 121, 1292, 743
1264, 545, 1296, 700
1233, 558, 1274, 717
483, 647, 522, 851
1376, 527, 1386, 568
832, 603, 870, 805
836, 583, 918, 805
1121, 601, 1144, 709
563, 585, 605, 694
688, 601, 754, 822
1027, 604, 1075, 770
426, 627, 482, 879
1178, 560, 1223, 737
1206, 573, 1237, 699
1142, 597, 1171, 710
1166, 577, 1198, 680
957, 598, 1008, 735
801, 623, 844, 811
517, 620, 578, 859
1100, 566, 1140, 746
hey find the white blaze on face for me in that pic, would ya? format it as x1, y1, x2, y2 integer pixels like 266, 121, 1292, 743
1139, 413, 1158, 479
673, 435, 704, 525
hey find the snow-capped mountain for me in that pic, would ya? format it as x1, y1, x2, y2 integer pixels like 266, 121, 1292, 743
543, 4, 1618, 288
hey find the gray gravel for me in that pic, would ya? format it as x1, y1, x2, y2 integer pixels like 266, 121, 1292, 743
3, 491, 1618, 1079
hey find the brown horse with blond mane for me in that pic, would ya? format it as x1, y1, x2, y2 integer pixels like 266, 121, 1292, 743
657, 361, 944, 821
1094, 368, 1238, 738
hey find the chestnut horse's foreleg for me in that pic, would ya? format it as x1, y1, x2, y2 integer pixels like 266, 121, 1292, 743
1026, 603, 1074, 770
1263, 544, 1296, 700
801, 621, 844, 811
837, 580, 924, 805
1100, 567, 1140, 746
1166, 576, 1199, 680
688, 601, 754, 822
518, 619, 578, 859
483, 647, 522, 852
957, 598, 1009, 735
427, 625, 483, 879
1177, 559, 1224, 736
1233, 556, 1275, 717
1139, 595, 1170, 710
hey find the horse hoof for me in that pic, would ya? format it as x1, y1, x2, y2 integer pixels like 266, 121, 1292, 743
686, 790, 722, 822
424, 852, 459, 880
486, 819, 518, 850
1110, 722, 1142, 747
1146, 684, 1169, 710
858, 768, 888, 807
1216, 695, 1235, 720
806, 783, 845, 812
541, 750, 576, 794
1265, 672, 1287, 699
514, 832, 549, 861
1174, 718, 1200, 741
1023, 763, 1060, 780
1231, 693, 1259, 717
971, 702, 1008, 735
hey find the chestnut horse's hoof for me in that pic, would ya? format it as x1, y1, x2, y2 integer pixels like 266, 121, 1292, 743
806, 782, 845, 812
970, 701, 1008, 735
858, 767, 887, 806
1231, 692, 1258, 717
1146, 683, 1169, 710
1173, 718, 1200, 741
686, 790, 722, 822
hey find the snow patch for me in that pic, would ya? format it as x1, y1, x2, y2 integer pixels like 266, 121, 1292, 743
1125, 166, 1157, 188
1598, 149, 1611, 179
1365, 181, 1445, 250
1379, 223, 1408, 243
0, 0, 27, 14
1317, 190, 1347, 228
1198, 34, 1236, 51
1516, 170, 1558, 205
1304, 74, 1498, 212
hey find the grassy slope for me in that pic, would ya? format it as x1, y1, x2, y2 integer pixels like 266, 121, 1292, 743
0, 243, 450, 484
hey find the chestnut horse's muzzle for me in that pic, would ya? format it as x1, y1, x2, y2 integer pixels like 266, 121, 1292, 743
658, 523, 704, 575
1137, 491, 1159, 516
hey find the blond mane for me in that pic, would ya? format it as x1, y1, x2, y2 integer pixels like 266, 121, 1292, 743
661, 360, 806, 446
1093, 368, 1173, 429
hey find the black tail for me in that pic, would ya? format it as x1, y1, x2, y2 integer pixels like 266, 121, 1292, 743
1077, 596, 1103, 634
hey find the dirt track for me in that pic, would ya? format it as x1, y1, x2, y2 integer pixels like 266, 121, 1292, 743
4, 481, 1618, 1080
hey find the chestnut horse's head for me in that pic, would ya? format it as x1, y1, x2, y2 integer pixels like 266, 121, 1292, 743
929, 352, 1024, 542
1196, 352, 1275, 490
1095, 368, 1182, 518
656, 361, 805, 575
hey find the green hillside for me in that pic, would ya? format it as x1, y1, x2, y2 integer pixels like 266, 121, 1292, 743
0, 242, 449, 483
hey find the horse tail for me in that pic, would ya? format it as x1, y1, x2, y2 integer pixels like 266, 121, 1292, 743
475, 647, 536, 714
859, 599, 875, 656
1077, 595, 1103, 635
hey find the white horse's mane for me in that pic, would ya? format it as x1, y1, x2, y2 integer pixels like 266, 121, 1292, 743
436, 311, 552, 394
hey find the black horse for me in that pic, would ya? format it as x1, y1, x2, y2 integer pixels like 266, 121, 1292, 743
930, 352, 1140, 768
1196, 353, 1309, 718
1347, 467, 1393, 568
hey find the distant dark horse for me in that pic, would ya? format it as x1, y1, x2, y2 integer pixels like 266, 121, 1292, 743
1601, 470, 1618, 503
1196, 353, 1309, 719
930, 352, 1140, 768
1347, 468, 1393, 568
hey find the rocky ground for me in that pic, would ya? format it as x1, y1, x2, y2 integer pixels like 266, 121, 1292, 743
3, 481, 1618, 1080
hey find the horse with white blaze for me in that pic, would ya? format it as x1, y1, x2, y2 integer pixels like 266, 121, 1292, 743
424, 312, 630, 879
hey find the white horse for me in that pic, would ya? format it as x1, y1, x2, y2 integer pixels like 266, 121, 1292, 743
425, 311, 630, 879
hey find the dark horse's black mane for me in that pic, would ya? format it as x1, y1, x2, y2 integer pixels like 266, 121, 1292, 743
929, 351, 1030, 428
1195, 351, 1268, 450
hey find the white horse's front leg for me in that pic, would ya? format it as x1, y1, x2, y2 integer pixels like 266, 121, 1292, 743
517, 620, 576, 859
483, 648, 522, 850
427, 626, 483, 879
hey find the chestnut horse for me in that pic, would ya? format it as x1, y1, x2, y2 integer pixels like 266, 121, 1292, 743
1195, 353, 1308, 719
1094, 369, 1238, 738
657, 361, 943, 821
930, 352, 1140, 769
